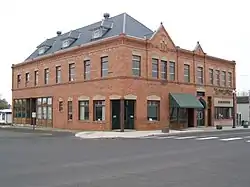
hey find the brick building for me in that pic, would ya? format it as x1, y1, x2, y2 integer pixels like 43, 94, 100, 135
12, 13, 236, 131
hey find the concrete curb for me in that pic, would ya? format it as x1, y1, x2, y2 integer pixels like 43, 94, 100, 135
75, 128, 250, 139
0, 125, 78, 134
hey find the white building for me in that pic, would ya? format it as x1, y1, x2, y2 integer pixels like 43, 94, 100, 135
236, 96, 249, 123
0, 109, 12, 124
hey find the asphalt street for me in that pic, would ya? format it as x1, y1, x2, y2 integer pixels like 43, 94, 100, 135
0, 128, 250, 187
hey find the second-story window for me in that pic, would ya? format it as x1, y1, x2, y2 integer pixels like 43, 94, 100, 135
169, 61, 175, 81
161, 60, 167, 80
215, 70, 220, 86
132, 55, 141, 76
69, 63, 75, 81
56, 66, 61, 83
34, 71, 38, 86
184, 64, 190, 83
197, 66, 203, 84
101, 56, 108, 77
209, 69, 213, 85
84, 60, 91, 80
17, 74, 21, 87
44, 68, 49, 85
228, 72, 232, 87
152, 58, 159, 78
221, 71, 226, 86
25, 72, 30, 86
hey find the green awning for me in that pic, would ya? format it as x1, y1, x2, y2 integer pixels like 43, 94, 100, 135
169, 93, 204, 109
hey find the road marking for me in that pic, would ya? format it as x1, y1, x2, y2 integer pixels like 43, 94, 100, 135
174, 136, 196, 140
154, 136, 177, 139
246, 140, 250, 143
220, 137, 243, 141
196, 137, 219, 140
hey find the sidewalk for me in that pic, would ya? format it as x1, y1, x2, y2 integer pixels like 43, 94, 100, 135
0, 124, 78, 133
75, 126, 249, 139
1, 124, 249, 139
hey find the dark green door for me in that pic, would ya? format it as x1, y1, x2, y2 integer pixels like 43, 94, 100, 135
197, 98, 206, 127
197, 109, 205, 126
124, 100, 135, 129
111, 100, 120, 130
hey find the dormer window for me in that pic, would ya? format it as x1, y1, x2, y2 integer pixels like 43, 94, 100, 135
38, 47, 46, 55
92, 29, 102, 39
62, 39, 70, 48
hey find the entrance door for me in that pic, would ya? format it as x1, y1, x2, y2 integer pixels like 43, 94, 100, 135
111, 100, 120, 130
124, 100, 135, 129
207, 96, 212, 126
197, 97, 206, 127
197, 110, 205, 126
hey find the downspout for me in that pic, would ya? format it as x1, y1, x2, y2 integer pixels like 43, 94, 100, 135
145, 38, 149, 80
176, 47, 179, 83
193, 51, 195, 84
204, 53, 206, 85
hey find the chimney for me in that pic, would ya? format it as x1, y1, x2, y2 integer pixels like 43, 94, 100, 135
103, 13, 110, 19
56, 31, 62, 36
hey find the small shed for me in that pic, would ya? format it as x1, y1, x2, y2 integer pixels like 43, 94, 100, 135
0, 109, 12, 124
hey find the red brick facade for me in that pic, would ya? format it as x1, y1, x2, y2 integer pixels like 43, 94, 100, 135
12, 24, 236, 131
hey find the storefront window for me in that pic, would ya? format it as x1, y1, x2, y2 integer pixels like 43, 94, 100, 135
37, 107, 42, 119
37, 97, 53, 121
214, 107, 232, 119
170, 108, 188, 121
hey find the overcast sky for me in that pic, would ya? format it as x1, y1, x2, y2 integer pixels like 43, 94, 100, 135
0, 0, 249, 103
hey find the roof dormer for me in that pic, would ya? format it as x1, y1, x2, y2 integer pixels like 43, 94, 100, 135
37, 39, 55, 55
38, 46, 47, 55
91, 13, 113, 40
61, 30, 80, 49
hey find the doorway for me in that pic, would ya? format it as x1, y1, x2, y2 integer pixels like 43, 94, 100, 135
111, 100, 120, 130
207, 96, 212, 126
197, 97, 206, 127
188, 108, 194, 127
124, 100, 135, 129
111, 99, 136, 130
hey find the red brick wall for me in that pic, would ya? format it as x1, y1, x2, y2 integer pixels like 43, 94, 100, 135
12, 30, 236, 130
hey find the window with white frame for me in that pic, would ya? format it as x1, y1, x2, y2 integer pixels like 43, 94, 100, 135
38, 47, 46, 55
215, 70, 220, 86
152, 58, 159, 78
209, 68, 213, 84
69, 63, 75, 81
101, 56, 108, 77
221, 71, 226, 86
92, 29, 102, 39
161, 60, 167, 80
184, 64, 190, 83
169, 61, 175, 81
132, 55, 141, 76
56, 66, 61, 83
84, 60, 91, 80
228, 72, 232, 87
196, 66, 204, 84
62, 39, 70, 48
79, 101, 89, 120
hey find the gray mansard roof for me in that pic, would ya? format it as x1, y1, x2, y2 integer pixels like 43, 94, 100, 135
26, 13, 154, 61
